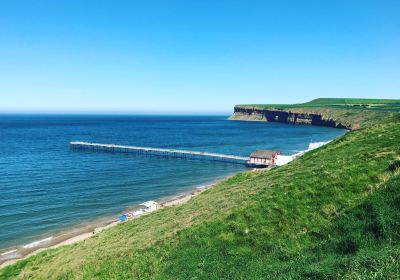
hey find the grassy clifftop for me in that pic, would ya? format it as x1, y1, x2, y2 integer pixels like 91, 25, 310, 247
237, 98, 400, 110
232, 98, 400, 129
2, 106, 400, 279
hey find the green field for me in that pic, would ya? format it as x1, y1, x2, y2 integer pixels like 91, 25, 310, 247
238, 98, 400, 110
2, 100, 400, 279
306, 98, 400, 105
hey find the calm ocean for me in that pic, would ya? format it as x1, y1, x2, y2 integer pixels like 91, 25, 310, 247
0, 115, 345, 253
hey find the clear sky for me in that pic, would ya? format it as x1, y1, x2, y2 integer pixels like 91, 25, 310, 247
0, 0, 399, 114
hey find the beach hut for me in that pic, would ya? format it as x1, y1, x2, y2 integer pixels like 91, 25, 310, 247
140, 201, 159, 213
247, 150, 280, 167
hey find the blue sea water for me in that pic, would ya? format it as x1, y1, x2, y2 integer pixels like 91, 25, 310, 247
0, 115, 345, 252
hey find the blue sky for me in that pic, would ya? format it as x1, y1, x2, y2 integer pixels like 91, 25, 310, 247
0, 0, 399, 113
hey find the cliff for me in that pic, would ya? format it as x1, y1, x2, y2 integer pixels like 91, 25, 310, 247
230, 106, 350, 129
229, 99, 400, 130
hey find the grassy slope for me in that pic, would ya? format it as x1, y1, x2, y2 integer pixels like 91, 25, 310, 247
160, 119, 400, 279
2, 113, 400, 279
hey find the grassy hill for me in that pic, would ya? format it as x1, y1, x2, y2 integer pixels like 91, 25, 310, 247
2, 101, 400, 279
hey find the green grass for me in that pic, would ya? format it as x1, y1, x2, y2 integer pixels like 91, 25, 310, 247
238, 97, 400, 110
2, 111, 400, 279
306, 97, 400, 105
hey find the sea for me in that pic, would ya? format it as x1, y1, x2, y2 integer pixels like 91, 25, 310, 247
0, 115, 346, 260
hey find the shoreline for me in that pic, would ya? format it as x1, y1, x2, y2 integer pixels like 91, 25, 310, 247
0, 138, 340, 269
0, 178, 225, 269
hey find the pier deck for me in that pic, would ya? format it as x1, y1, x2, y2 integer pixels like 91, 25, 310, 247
70, 141, 250, 164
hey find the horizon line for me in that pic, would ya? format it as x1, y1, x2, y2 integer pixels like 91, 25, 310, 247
0, 110, 232, 116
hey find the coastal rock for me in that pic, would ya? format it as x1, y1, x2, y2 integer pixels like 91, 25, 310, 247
229, 106, 350, 129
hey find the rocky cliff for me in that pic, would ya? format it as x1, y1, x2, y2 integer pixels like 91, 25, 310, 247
229, 106, 351, 129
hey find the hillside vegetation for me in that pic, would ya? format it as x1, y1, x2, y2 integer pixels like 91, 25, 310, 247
1, 103, 400, 279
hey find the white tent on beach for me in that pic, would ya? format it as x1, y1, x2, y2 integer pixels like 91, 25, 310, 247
140, 201, 159, 213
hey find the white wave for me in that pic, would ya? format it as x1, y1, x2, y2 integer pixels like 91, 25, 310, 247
23, 237, 53, 249
0, 249, 20, 261
306, 140, 331, 151
275, 155, 294, 166
1, 249, 17, 256
275, 140, 331, 166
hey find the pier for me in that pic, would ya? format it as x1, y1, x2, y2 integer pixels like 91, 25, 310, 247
70, 141, 250, 164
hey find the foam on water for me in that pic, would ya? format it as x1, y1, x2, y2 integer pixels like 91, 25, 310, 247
1, 249, 17, 256
23, 237, 54, 249
0, 249, 20, 263
307, 140, 331, 151
275, 155, 294, 166
276, 140, 333, 166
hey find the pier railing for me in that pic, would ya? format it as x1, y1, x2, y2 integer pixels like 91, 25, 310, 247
70, 141, 250, 164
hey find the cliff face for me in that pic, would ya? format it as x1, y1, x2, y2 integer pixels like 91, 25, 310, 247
229, 106, 350, 129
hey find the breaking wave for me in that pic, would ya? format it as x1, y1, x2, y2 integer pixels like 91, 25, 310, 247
22, 237, 53, 249
306, 141, 331, 151
276, 140, 331, 166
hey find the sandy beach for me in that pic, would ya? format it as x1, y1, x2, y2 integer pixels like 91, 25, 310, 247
0, 181, 216, 269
